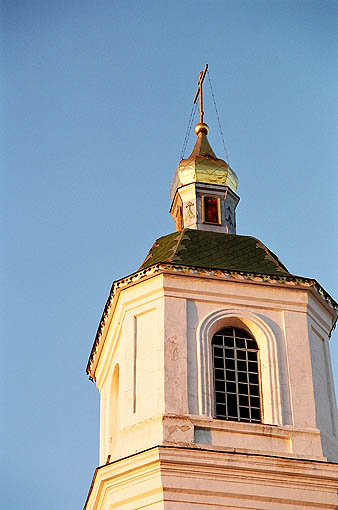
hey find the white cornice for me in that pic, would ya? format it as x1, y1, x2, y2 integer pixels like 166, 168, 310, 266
86, 263, 338, 380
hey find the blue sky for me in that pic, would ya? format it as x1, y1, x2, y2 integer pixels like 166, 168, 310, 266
2, 1, 337, 508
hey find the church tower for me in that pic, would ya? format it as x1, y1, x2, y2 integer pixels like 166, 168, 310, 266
85, 67, 338, 510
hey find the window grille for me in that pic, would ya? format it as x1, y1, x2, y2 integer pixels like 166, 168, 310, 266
212, 327, 261, 423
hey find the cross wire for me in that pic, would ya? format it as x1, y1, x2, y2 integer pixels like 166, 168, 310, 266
207, 69, 230, 164
180, 100, 198, 160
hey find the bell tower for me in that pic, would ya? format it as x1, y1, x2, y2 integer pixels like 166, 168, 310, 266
85, 67, 338, 510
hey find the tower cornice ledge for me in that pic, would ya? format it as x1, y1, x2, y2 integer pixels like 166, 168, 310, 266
86, 262, 338, 380
84, 444, 338, 510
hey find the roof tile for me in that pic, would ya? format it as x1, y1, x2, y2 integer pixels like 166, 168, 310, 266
139, 229, 289, 276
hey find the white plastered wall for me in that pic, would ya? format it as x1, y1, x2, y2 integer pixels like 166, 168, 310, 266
93, 271, 337, 465
162, 273, 334, 459
179, 276, 310, 427
306, 293, 338, 461
95, 275, 166, 465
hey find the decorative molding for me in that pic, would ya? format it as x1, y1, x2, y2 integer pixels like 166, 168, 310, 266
84, 444, 338, 510
86, 263, 338, 379
195, 308, 285, 425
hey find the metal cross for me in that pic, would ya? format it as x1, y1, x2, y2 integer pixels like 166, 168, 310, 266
193, 64, 208, 124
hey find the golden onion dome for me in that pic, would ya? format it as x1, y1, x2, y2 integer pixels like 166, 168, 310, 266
169, 123, 238, 201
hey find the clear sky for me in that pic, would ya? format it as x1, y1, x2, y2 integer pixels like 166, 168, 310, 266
2, 1, 337, 508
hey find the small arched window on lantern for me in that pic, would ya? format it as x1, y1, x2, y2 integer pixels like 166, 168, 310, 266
212, 327, 261, 423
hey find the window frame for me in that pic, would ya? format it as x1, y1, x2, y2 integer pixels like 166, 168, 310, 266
201, 195, 221, 225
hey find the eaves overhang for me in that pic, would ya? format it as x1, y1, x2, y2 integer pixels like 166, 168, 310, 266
86, 263, 338, 380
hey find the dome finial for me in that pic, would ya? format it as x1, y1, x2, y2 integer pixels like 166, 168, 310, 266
194, 122, 209, 136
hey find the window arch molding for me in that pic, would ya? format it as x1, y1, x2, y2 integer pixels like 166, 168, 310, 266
196, 308, 283, 425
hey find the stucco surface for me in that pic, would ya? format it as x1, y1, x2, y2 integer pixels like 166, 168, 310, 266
93, 270, 337, 467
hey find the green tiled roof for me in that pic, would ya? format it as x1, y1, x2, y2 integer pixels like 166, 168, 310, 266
139, 229, 289, 276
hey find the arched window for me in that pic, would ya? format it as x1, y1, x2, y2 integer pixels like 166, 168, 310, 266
212, 327, 261, 423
